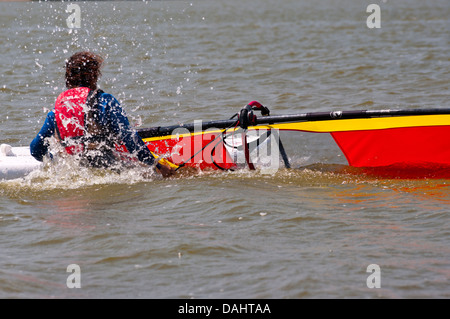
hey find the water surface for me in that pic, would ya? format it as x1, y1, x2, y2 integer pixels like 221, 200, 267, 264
0, 0, 449, 299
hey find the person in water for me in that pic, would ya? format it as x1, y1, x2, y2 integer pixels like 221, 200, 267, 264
30, 51, 175, 177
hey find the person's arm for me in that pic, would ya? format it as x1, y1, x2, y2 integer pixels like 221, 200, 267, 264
30, 111, 56, 161
99, 93, 158, 167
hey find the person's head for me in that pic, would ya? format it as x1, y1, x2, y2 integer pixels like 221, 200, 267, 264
65, 51, 103, 90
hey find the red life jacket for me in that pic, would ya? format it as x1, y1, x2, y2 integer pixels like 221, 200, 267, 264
54, 87, 90, 154
53, 87, 128, 168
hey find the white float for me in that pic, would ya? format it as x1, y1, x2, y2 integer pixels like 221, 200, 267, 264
0, 144, 42, 180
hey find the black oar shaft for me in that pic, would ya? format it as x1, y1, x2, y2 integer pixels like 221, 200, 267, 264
137, 108, 450, 139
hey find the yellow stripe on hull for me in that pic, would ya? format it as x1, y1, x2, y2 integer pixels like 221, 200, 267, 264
142, 114, 450, 143
259, 114, 450, 133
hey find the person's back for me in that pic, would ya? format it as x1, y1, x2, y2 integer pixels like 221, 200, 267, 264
30, 51, 174, 177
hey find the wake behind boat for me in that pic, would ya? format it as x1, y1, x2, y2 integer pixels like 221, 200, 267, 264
2, 103, 450, 180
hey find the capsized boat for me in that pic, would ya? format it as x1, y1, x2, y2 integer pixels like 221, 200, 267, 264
2, 102, 449, 180
140, 102, 450, 177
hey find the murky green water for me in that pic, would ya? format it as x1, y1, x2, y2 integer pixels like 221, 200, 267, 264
0, 0, 449, 298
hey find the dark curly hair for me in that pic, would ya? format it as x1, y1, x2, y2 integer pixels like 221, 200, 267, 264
65, 51, 103, 90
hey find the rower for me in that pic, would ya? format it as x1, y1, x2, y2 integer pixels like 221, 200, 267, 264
30, 51, 175, 177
